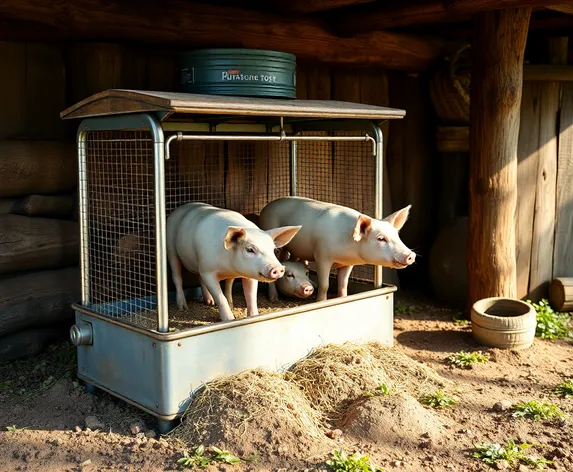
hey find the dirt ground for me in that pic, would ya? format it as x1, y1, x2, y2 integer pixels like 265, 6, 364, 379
1, 290, 573, 472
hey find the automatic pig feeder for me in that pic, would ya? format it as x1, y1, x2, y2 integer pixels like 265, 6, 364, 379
61, 89, 407, 433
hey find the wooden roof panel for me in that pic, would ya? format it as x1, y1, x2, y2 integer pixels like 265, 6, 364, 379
60, 89, 406, 121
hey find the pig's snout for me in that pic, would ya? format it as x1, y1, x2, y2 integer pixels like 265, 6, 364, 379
296, 282, 314, 298
264, 264, 285, 280
396, 252, 416, 266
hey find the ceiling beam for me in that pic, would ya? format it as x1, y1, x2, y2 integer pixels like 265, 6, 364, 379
328, 0, 560, 36
546, 5, 573, 14
0, 0, 442, 71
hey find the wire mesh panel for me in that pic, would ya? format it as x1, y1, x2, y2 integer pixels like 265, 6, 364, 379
82, 127, 377, 331
84, 130, 158, 327
164, 139, 290, 216
296, 131, 376, 282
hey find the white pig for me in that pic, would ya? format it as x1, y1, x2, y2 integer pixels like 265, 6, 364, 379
225, 247, 315, 302
259, 196, 415, 302
269, 259, 315, 302
166, 202, 301, 321
222, 243, 315, 305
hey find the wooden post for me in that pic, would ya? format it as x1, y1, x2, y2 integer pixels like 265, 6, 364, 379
467, 8, 531, 308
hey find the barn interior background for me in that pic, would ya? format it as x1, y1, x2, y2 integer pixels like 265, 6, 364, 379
0, 0, 572, 360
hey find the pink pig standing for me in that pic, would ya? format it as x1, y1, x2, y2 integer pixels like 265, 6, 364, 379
259, 196, 415, 302
166, 203, 301, 321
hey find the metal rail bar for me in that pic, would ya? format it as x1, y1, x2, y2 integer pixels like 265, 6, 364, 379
164, 132, 377, 160
77, 131, 90, 305
372, 123, 384, 289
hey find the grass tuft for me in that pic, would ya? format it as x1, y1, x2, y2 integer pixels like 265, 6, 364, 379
446, 350, 490, 369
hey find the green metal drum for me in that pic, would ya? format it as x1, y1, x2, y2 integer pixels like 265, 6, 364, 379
180, 48, 296, 99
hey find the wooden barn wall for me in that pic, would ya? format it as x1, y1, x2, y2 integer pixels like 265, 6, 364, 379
517, 80, 573, 300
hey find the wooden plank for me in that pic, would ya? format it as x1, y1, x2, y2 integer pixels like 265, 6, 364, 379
395, 74, 436, 288
295, 62, 308, 100
295, 63, 331, 205
359, 69, 400, 287
331, 68, 362, 212
252, 142, 269, 214
528, 38, 564, 300
467, 8, 530, 307
359, 70, 386, 216
524, 65, 573, 81
553, 83, 573, 277
121, 45, 148, 90
146, 49, 176, 92
516, 82, 541, 299
0, 42, 26, 139
436, 126, 470, 153
546, 5, 573, 14
0, 0, 443, 71
61, 89, 407, 121
66, 43, 123, 104
226, 142, 252, 213
176, 141, 208, 208
204, 142, 226, 209
25, 43, 66, 139
386, 71, 406, 213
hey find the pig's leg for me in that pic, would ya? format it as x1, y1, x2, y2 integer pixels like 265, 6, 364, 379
224, 278, 235, 310
315, 259, 333, 302
201, 272, 235, 321
242, 278, 259, 316
268, 282, 279, 302
337, 265, 354, 298
168, 254, 188, 311
199, 276, 215, 307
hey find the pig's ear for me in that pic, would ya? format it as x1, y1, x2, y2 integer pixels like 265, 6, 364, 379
276, 248, 291, 262
267, 226, 302, 248
353, 215, 372, 241
384, 205, 412, 231
224, 226, 247, 250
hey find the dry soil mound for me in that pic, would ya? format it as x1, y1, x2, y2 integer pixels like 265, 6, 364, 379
288, 341, 451, 420
340, 392, 446, 446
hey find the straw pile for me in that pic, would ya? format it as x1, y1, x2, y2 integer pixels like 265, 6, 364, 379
174, 368, 330, 461
173, 341, 453, 464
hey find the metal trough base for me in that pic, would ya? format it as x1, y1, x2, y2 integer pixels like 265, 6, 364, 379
74, 282, 396, 425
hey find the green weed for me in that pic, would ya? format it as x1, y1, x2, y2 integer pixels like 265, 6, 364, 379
326, 449, 383, 472
527, 299, 572, 340
551, 379, 573, 398
512, 400, 566, 421
420, 390, 457, 409
446, 350, 490, 369
473, 440, 552, 469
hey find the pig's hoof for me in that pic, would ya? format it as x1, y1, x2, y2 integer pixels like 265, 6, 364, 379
269, 295, 279, 303
247, 310, 259, 317
177, 302, 188, 311
203, 297, 215, 306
